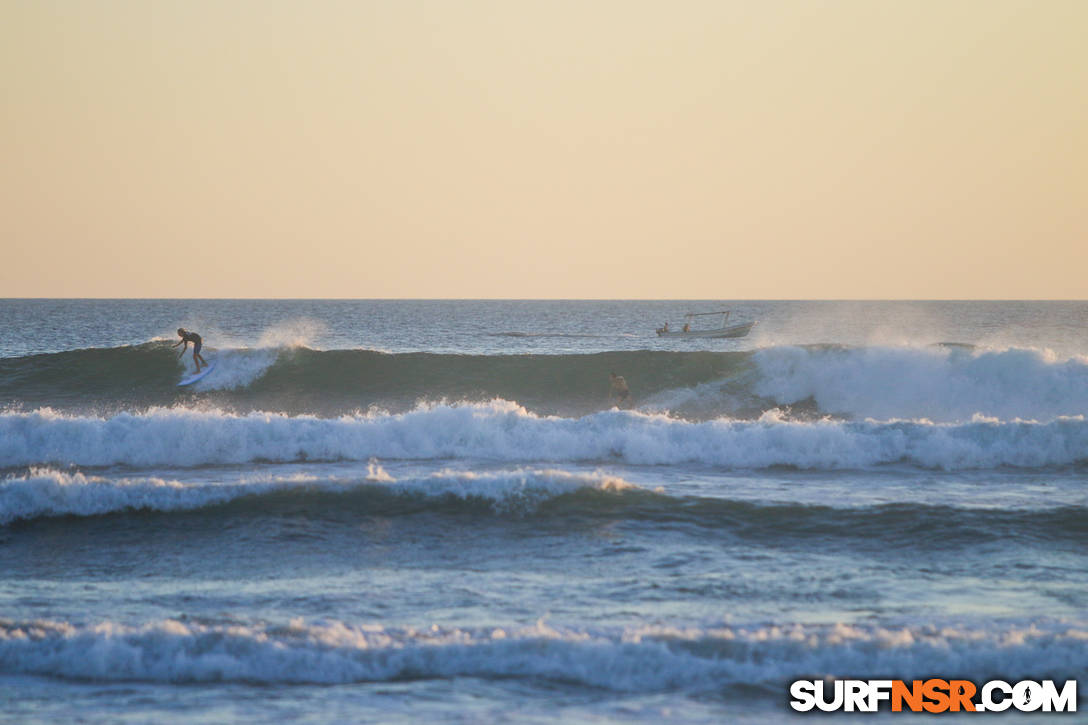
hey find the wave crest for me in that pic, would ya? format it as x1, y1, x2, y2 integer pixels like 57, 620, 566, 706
6, 344, 1088, 423
0, 465, 640, 525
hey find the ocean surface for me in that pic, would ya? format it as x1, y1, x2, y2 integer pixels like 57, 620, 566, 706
1, 299, 1086, 723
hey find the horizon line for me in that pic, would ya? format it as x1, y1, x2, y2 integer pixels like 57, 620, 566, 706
2, 297, 1087, 303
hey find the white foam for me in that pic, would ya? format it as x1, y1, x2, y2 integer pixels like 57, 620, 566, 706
181, 347, 280, 391
1, 402, 1086, 471
754, 345, 1088, 423
389, 467, 636, 514
0, 618, 1082, 688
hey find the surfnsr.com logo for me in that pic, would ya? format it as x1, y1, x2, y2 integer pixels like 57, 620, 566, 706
789, 679, 1078, 713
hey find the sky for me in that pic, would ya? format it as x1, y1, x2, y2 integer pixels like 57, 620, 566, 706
2, 0, 1086, 299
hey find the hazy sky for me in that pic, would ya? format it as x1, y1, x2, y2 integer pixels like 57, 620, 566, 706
3, 0, 1086, 298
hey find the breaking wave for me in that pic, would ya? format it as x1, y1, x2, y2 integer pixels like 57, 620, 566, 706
3, 468, 1085, 549
0, 466, 637, 525
1, 618, 1083, 690
4, 342, 1087, 422
753, 344, 1088, 422
2, 402, 1087, 472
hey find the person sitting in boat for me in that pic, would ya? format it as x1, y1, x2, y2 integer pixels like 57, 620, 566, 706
662, 322, 669, 332
682, 323, 690, 332
609, 372, 630, 407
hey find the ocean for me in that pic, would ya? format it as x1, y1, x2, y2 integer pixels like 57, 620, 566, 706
1, 299, 1085, 723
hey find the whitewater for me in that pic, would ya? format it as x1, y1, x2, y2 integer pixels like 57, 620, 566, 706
1, 299, 1085, 723
4, 404, 1088, 471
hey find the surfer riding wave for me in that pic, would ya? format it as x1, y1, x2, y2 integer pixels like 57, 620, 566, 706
173, 328, 207, 373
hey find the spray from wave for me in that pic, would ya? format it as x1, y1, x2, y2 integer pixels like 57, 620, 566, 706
754, 345, 1088, 422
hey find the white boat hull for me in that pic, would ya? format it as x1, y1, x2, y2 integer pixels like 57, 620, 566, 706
656, 321, 755, 339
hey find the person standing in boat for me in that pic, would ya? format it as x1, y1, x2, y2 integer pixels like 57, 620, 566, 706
609, 372, 630, 407
173, 328, 207, 374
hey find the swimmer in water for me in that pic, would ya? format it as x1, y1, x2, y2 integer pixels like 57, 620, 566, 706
609, 372, 630, 407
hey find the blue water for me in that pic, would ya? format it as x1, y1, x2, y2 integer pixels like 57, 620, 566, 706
1, 300, 1086, 723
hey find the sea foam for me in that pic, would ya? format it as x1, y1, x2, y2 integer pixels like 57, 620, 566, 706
2, 403, 1086, 471
0, 618, 1083, 689
754, 345, 1088, 422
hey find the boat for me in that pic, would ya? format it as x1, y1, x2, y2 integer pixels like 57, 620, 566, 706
655, 310, 755, 339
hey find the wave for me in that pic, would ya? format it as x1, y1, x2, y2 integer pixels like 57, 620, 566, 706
0, 467, 637, 526
1, 617, 1083, 689
4, 342, 1088, 423
0, 342, 283, 389
2, 402, 1087, 472
0, 344, 751, 418
4, 468, 1085, 548
754, 345, 1088, 423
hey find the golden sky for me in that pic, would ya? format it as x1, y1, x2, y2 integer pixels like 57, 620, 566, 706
3, 0, 1086, 298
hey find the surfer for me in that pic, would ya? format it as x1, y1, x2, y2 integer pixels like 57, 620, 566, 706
609, 372, 630, 407
173, 328, 207, 373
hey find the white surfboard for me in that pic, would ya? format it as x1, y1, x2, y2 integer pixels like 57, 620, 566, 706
178, 360, 215, 387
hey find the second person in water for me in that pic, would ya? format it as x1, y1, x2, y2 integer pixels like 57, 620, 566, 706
609, 372, 630, 407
